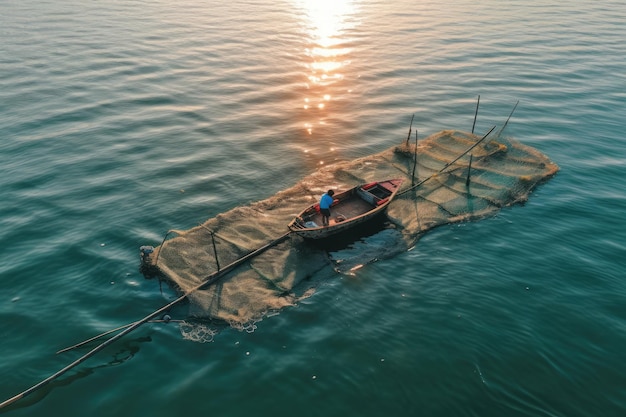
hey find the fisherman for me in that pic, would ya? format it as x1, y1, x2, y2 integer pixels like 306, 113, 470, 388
319, 189, 335, 226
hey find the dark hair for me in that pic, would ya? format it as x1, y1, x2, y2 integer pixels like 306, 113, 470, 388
328, 189, 334, 196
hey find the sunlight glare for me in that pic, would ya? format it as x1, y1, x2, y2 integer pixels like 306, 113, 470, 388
295, 0, 359, 140
296, 0, 357, 80
298, 0, 356, 47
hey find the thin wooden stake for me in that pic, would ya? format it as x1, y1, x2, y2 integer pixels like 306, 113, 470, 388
210, 231, 220, 271
466, 154, 473, 187
153, 230, 175, 267
496, 100, 519, 139
406, 114, 414, 145
472, 95, 480, 134
398, 125, 495, 197
411, 130, 418, 186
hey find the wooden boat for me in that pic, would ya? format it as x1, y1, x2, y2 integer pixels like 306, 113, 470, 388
288, 178, 404, 239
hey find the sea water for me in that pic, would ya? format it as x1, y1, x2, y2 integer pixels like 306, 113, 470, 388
1, 1, 625, 415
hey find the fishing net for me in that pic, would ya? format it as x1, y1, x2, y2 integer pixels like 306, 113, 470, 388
145, 129, 558, 327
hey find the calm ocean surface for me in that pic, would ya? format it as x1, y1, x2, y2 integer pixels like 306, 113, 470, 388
1, 0, 625, 415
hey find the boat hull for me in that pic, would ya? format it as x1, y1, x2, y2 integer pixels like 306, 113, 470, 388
288, 179, 404, 240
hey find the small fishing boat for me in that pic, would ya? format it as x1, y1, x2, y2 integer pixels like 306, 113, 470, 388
288, 178, 404, 239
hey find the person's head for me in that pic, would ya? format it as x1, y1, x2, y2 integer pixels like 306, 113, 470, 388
328, 189, 334, 196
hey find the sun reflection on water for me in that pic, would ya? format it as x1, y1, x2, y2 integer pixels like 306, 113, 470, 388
294, 0, 359, 146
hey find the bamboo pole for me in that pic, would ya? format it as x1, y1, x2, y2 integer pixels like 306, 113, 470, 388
411, 130, 418, 186
0, 231, 292, 410
55, 319, 183, 355
466, 154, 473, 187
398, 125, 495, 197
405, 114, 414, 145
153, 230, 176, 267
472, 95, 480, 134
496, 100, 519, 139
210, 231, 221, 271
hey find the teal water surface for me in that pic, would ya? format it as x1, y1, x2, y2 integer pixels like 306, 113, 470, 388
1, 0, 626, 416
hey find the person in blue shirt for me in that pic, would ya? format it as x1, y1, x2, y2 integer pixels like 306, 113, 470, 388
319, 189, 335, 226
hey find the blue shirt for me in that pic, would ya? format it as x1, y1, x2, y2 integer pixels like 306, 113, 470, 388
319, 193, 334, 210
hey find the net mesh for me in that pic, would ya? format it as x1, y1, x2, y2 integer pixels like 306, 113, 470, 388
147, 130, 558, 326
